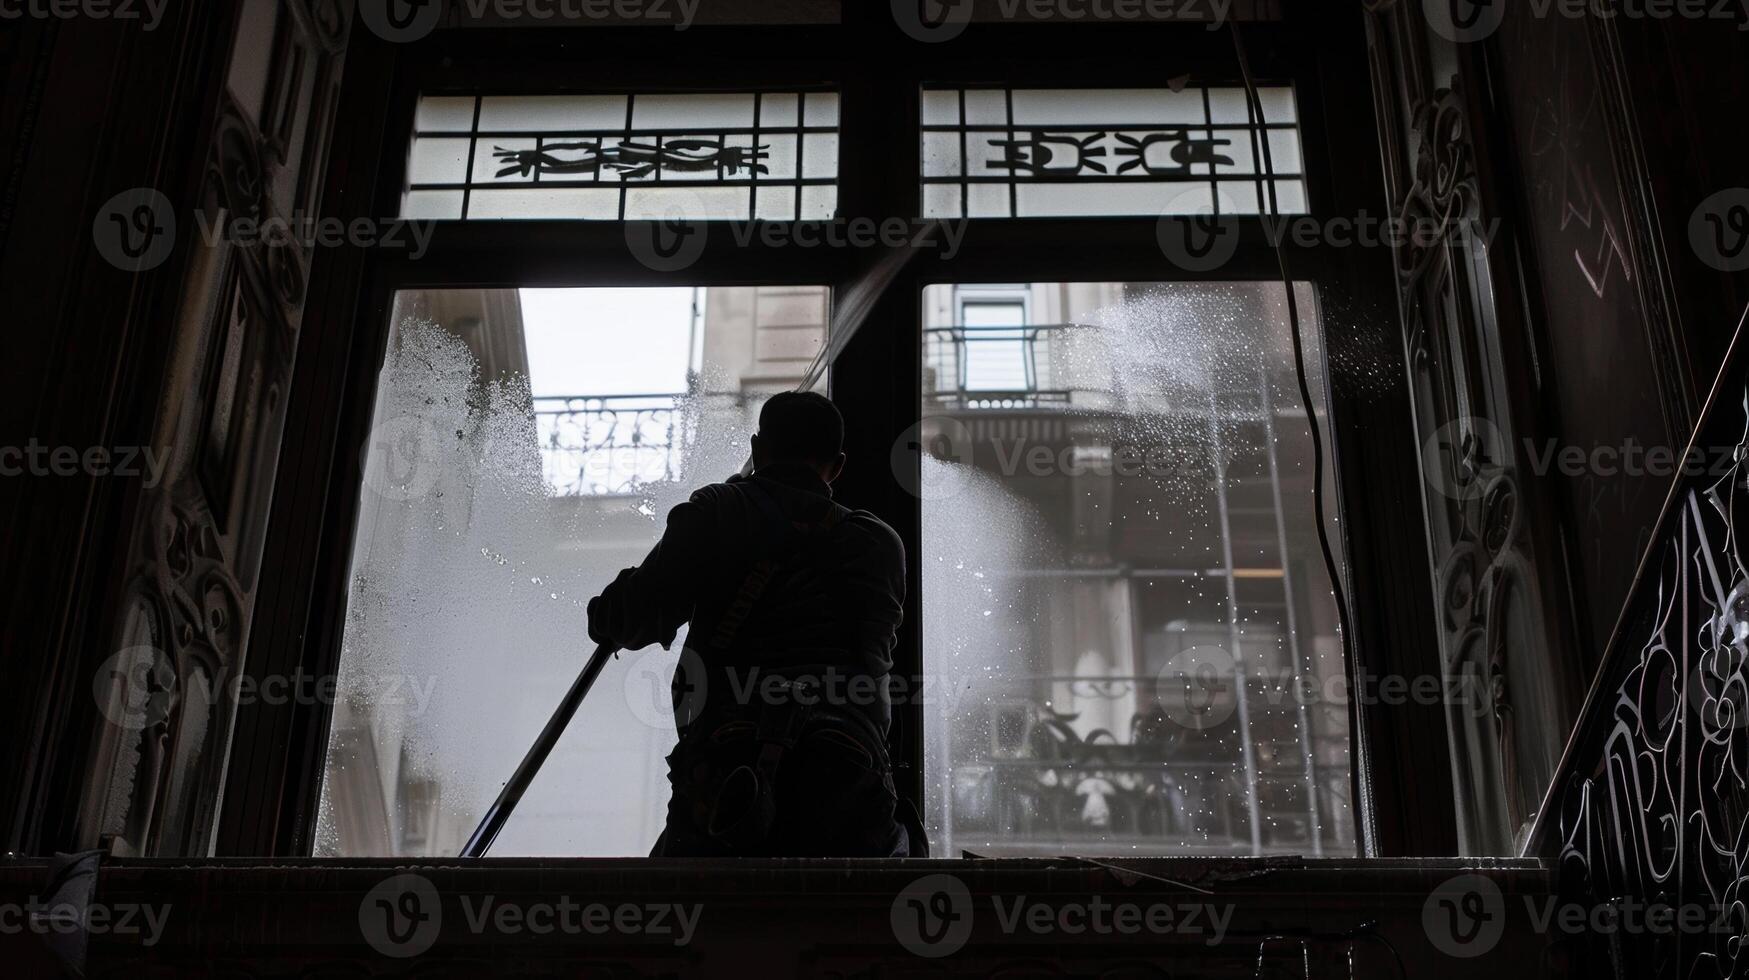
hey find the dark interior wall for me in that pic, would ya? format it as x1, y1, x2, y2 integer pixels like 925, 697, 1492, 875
0, 8, 238, 854
1486, 7, 1749, 662
0, 0, 355, 857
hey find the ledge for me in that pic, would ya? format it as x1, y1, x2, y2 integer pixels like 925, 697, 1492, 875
0, 856, 1557, 978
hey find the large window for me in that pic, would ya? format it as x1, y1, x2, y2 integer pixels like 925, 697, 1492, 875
316, 286, 826, 856
261, 13, 1437, 861
919, 281, 1351, 856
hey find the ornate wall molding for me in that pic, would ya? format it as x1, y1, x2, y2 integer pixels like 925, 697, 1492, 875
79, 0, 353, 857
1365, 2, 1585, 853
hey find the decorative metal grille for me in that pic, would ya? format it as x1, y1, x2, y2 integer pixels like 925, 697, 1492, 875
921, 85, 1306, 218
924, 322, 1075, 410
533, 393, 685, 495
1539, 384, 1749, 979
403, 92, 840, 220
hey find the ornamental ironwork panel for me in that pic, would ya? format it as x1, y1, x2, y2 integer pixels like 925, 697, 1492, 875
920, 85, 1307, 218
1534, 354, 1749, 979
533, 393, 685, 496
403, 92, 839, 220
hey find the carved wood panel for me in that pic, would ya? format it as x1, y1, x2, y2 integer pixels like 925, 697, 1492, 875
79, 0, 353, 858
1364, 0, 1587, 853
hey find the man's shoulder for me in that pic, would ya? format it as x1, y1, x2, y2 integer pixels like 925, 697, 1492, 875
687, 478, 745, 507
840, 508, 904, 555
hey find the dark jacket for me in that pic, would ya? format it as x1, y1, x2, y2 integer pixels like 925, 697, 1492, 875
587, 463, 907, 736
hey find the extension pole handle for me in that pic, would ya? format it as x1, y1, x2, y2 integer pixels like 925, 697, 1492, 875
461, 642, 618, 858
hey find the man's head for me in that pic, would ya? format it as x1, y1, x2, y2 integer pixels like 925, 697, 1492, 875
751, 390, 846, 484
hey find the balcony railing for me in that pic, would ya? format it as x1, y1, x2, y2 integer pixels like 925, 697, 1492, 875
533, 393, 686, 496
924, 322, 1079, 411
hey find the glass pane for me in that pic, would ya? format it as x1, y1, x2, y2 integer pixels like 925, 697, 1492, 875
920, 281, 1352, 857
405, 92, 839, 221
315, 285, 829, 856
921, 85, 1307, 219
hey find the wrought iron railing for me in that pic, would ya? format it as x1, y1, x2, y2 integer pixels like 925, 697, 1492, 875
923, 322, 1079, 410
1531, 308, 1749, 979
532, 393, 686, 496
935, 672, 1349, 856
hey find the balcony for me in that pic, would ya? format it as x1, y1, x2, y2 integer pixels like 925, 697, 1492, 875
534, 393, 686, 496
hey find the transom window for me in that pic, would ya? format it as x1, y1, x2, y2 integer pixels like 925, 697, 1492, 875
920, 85, 1306, 218
403, 91, 841, 220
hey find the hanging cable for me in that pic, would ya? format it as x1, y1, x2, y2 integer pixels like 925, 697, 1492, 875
1227, 21, 1364, 842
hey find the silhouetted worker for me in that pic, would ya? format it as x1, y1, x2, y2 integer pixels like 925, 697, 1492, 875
587, 391, 916, 856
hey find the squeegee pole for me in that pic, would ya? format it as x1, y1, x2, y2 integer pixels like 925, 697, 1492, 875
461, 642, 618, 858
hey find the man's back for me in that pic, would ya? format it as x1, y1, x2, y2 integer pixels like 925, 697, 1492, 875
585, 392, 913, 856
